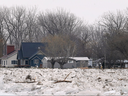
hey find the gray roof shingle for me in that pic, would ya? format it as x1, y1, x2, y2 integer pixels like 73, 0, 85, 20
17, 42, 46, 59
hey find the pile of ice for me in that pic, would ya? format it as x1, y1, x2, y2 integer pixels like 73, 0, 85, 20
0, 68, 128, 95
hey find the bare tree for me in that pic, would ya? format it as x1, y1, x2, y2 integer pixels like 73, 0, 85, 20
42, 35, 76, 69
100, 11, 126, 35
97, 11, 128, 68
2, 7, 27, 49
75, 25, 92, 57
38, 9, 83, 36
25, 8, 43, 42
0, 7, 6, 57
0, 6, 43, 50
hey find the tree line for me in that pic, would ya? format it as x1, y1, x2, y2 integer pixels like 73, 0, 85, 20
0, 6, 128, 68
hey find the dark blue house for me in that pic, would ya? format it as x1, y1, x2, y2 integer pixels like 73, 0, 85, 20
17, 42, 46, 67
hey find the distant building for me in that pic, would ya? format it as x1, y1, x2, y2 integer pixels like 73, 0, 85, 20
44, 57, 90, 69
1, 42, 90, 68
1, 45, 18, 67
17, 42, 46, 67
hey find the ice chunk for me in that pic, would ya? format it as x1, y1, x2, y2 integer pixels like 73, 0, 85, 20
54, 91, 66, 95
64, 86, 79, 94
104, 90, 120, 95
76, 90, 102, 95
43, 89, 53, 95
120, 87, 128, 94
0, 92, 16, 95
0, 75, 4, 90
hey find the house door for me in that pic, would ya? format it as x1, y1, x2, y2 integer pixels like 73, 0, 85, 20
34, 59, 39, 67
39, 64, 42, 68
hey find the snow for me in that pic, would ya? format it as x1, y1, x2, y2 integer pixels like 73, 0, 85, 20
0, 92, 16, 95
0, 75, 4, 90
0, 68, 128, 95
69, 57, 89, 60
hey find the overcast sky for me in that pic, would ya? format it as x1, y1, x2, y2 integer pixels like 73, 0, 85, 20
0, 0, 128, 24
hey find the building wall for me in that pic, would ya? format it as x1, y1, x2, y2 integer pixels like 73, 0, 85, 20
76, 60, 88, 68
1, 53, 17, 67
47, 62, 52, 68
7, 53, 17, 67
1, 59, 7, 67
48, 61, 77, 69
42, 59, 89, 69
64, 62, 77, 68
30, 57, 42, 67
42, 58, 48, 68
21, 59, 29, 65
29, 54, 44, 67
125, 64, 128, 68
54, 62, 60, 68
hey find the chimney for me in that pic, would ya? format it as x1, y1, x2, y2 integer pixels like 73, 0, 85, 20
7, 45, 15, 55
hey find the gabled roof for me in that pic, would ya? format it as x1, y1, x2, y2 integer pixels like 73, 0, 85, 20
17, 42, 46, 59
1, 50, 18, 59
17, 50, 23, 60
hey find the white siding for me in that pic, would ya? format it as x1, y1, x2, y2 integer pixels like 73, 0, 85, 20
1, 60, 7, 67
42, 58, 48, 68
2, 53, 17, 67
41, 57, 90, 68
125, 64, 128, 68
2, 60, 4, 67
54, 62, 60, 68
42, 60, 88, 69
7, 53, 17, 67
22, 60, 25, 65
54, 62, 77, 69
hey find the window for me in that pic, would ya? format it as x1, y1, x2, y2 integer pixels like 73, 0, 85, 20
25, 60, 29, 64
76, 61, 80, 63
11, 60, 17, 64
34, 59, 39, 64
68, 60, 74, 63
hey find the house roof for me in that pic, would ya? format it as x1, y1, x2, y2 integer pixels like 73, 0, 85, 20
45, 57, 90, 61
17, 42, 46, 59
69, 57, 89, 61
1, 50, 18, 59
17, 50, 23, 59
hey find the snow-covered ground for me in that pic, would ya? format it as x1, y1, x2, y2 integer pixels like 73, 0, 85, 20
0, 68, 128, 95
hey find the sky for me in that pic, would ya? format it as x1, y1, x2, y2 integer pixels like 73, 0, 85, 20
0, 0, 128, 24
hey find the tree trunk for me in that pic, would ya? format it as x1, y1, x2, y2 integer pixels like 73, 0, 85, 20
60, 64, 64, 69
51, 59, 56, 69
52, 63, 55, 69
